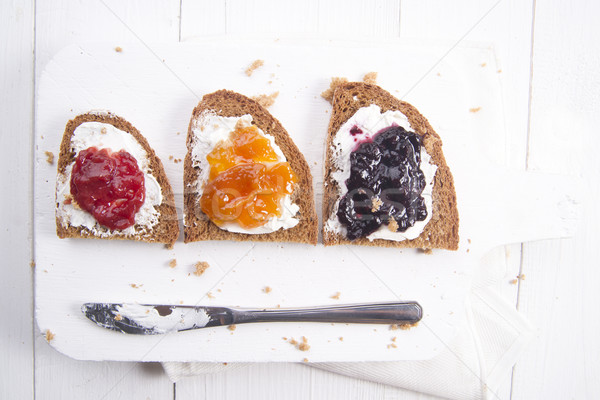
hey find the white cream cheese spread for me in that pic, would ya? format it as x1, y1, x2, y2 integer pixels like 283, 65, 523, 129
189, 112, 300, 234
55, 121, 163, 237
324, 104, 438, 242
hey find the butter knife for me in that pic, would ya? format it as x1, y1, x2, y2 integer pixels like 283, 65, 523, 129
82, 301, 422, 335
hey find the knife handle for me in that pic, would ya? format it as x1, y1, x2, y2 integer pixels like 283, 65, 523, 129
230, 302, 422, 325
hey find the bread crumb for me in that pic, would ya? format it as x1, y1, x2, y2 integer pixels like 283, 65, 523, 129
206, 292, 215, 299
419, 248, 433, 254
302, 336, 308, 343
115, 46, 123, 53
497, 69, 503, 73
509, 279, 518, 285
467, 238, 471, 244
517, 274, 526, 280
469, 107, 482, 113
330, 291, 341, 300
251, 91, 279, 108
169, 155, 173, 160
114, 314, 123, 321
44, 329, 55, 342
339, 337, 344, 341
30, 260, 36, 268
388, 218, 399, 232
263, 286, 272, 294
289, 338, 298, 345
100, 127, 107, 134
130, 283, 142, 289
298, 343, 310, 351
363, 71, 378, 85
245, 59, 264, 76
436, 72, 441, 77
391, 336, 397, 342
194, 261, 210, 276
387, 343, 398, 349
303, 358, 309, 362
164, 243, 174, 250
371, 197, 383, 212
228, 324, 236, 331
45, 151, 54, 165
169, 259, 177, 268
481, 62, 487, 67
321, 77, 349, 103
282, 337, 287, 341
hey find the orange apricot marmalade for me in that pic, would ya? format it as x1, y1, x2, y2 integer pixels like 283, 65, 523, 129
200, 124, 297, 229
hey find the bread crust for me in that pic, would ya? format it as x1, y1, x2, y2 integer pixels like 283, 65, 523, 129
55, 112, 179, 245
183, 90, 318, 244
322, 82, 459, 250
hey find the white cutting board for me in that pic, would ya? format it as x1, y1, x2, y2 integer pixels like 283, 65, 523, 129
34, 39, 574, 362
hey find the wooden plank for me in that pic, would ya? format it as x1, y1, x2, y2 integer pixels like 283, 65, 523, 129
0, 1, 34, 399
512, 0, 600, 398
34, 1, 180, 399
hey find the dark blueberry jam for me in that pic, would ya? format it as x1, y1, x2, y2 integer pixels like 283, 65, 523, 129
349, 125, 363, 136
336, 126, 428, 240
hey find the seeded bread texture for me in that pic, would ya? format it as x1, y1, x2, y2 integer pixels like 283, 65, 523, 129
56, 112, 179, 245
184, 90, 318, 244
323, 82, 459, 250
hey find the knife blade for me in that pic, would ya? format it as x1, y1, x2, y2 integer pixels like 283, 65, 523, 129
82, 301, 423, 335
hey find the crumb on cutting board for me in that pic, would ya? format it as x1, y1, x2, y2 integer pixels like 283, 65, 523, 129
363, 71, 378, 85
44, 329, 55, 342
169, 259, 177, 268
251, 91, 279, 108
469, 107, 482, 113
245, 59, 264, 76
330, 291, 341, 300
263, 286, 272, 294
45, 151, 54, 165
194, 261, 210, 276
321, 77, 349, 103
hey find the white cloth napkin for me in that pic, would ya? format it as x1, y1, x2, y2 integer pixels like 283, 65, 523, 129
162, 249, 534, 400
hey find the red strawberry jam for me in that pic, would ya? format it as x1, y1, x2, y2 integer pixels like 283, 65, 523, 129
70, 147, 145, 230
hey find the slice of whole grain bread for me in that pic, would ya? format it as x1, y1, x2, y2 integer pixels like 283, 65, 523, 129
184, 90, 318, 244
323, 82, 459, 250
56, 112, 179, 245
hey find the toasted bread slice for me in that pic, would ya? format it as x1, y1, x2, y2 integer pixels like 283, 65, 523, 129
55, 112, 179, 245
184, 90, 317, 244
323, 82, 459, 250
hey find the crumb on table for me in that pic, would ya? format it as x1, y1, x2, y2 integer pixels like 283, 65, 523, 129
509, 279, 518, 285
469, 107, 482, 113
228, 324, 237, 331
169, 259, 177, 268
44, 329, 55, 342
30, 260, 36, 268
251, 91, 279, 108
114, 314, 123, 321
194, 261, 210, 276
206, 292, 215, 299
115, 46, 123, 53
245, 59, 264, 76
321, 77, 349, 103
164, 243, 174, 250
45, 151, 54, 165
363, 71, 378, 85
130, 283, 142, 289
263, 286, 272, 294
302, 358, 309, 362
339, 337, 344, 341
330, 291, 341, 300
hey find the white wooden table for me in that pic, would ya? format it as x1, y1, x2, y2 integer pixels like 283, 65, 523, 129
2, 1, 599, 399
